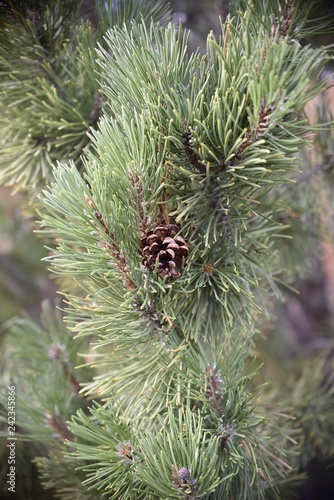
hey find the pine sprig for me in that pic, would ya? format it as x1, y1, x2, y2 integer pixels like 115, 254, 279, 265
0, 0, 172, 194
267, 353, 334, 468
230, 0, 333, 40
0, 300, 94, 444
35, 451, 105, 500
39, 6, 331, 349
64, 331, 299, 499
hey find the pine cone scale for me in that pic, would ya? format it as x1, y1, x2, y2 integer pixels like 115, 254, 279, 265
141, 223, 189, 278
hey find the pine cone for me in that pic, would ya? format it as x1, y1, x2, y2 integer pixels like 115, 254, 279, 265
141, 224, 189, 278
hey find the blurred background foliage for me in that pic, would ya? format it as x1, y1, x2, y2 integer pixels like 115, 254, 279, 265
0, 188, 55, 325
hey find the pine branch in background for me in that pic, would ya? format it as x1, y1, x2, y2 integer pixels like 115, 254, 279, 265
0, 0, 172, 194
257, 351, 334, 468
260, 89, 334, 285
229, 0, 334, 39
0, 299, 96, 499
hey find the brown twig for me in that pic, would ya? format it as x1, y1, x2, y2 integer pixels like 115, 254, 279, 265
271, 0, 295, 40
237, 100, 276, 155
44, 410, 72, 441
85, 195, 136, 290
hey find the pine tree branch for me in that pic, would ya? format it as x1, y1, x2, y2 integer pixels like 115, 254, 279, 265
2, 1, 334, 498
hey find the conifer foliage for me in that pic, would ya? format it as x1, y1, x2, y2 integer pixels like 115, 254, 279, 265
0, 0, 334, 499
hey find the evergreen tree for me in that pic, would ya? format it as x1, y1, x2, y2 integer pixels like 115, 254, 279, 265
1, 0, 334, 499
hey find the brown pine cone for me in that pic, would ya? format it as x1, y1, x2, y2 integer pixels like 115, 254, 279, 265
141, 224, 189, 278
